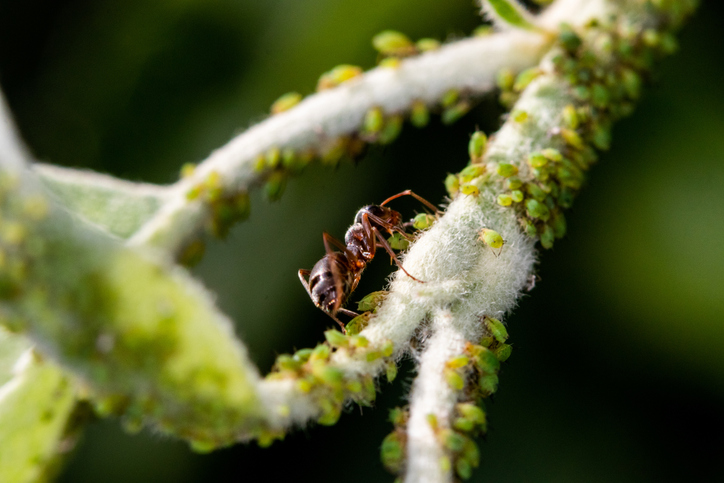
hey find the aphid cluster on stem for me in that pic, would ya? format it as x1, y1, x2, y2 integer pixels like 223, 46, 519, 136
379, 316, 512, 481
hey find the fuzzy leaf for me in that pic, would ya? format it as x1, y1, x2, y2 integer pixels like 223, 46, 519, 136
0, 350, 76, 483
34, 163, 169, 239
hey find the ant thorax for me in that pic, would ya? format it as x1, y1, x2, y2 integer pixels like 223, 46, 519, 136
344, 225, 374, 263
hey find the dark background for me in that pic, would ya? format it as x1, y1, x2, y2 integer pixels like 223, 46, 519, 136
1, 0, 723, 481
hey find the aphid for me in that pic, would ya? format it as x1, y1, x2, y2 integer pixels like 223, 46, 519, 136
299, 190, 437, 331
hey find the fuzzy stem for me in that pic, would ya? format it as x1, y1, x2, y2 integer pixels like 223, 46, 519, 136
128, 29, 551, 253
404, 311, 467, 483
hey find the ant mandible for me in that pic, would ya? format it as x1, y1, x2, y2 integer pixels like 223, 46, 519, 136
298, 190, 438, 332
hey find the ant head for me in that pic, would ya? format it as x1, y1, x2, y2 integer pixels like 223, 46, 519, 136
354, 205, 402, 228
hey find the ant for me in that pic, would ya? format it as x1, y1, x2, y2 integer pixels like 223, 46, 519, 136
298, 190, 438, 332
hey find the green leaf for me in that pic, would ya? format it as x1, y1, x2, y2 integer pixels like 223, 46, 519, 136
34, 163, 169, 239
2, 151, 264, 448
483, 0, 537, 31
0, 350, 77, 483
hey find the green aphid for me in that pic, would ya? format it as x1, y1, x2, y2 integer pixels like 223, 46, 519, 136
372, 30, 415, 56
456, 459, 473, 480
270, 92, 302, 115
389, 407, 406, 426
473, 25, 493, 37
345, 312, 371, 335
558, 23, 582, 52
381, 340, 395, 357
558, 188, 575, 209
457, 403, 486, 425
496, 68, 515, 91
387, 232, 409, 250
551, 211, 567, 238
494, 344, 512, 362
180, 162, 196, 179
496, 163, 518, 178
660, 32, 679, 54
532, 167, 550, 182
427, 414, 439, 430
511, 190, 524, 202
463, 439, 481, 467
528, 152, 548, 168
642, 28, 661, 47
378, 57, 401, 69
475, 346, 501, 374
281, 148, 298, 172
275, 354, 300, 372
511, 109, 528, 123
386, 361, 398, 382
513, 67, 542, 92
252, 154, 266, 173
416, 38, 441, 52
541, 148, 563, 162
346, 379, 363, 393
413, 212, 436, 230
526, 183, 547, 201
366, 350, 382, 362
506, 177, 523, 190
591, 83, 610, 108
499, 91, 518, 109
443, 430, 467, 452
410, 100, 430, 128
445, 173, 460, 196
453, 417, 475, 432
351, 335, 369, 348
319, 366, 345, 386
485, 317, 508, 342
379, 115, 404, 144
523, 219, 538, 238
445, 368, 465, 390
527, 197, 552, 220
573, 85, 591, 102
294, 348, 314, 362
264, 171, 286, 201
318, 400, 342, 426
479, 228, 504, 250
468, 131, 487, 162
324, 329, 349, 347
363, 107, 384, 135
556, 166, 584, 189
317, 64, 363, 90
460, 184, 480, 196
310, 343, 331, 362
459, 165, 485, 182
560, 128, 584, 150
592, 124, 612, 150
441, 89, 459, 108
447, 355, 470, 369
540, 224, 555, 249
479, 374, 499, 395
561, 105, 579, 131
497, 194, 513, 207
442, 101, 471, 125
190, 440, 217, 453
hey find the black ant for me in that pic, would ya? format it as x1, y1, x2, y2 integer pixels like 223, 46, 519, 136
298, 190, 437, 332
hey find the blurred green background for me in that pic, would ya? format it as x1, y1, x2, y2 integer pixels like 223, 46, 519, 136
1, 0, 723, 481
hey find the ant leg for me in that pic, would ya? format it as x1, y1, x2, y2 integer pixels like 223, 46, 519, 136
372, 228, 425, 283
322, 232, 349, 314
298, 269, 313, 297
337, 308, 359, 318
380, 189, 439, 214
330, 314, 347, 333
365, 212, 415, 241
